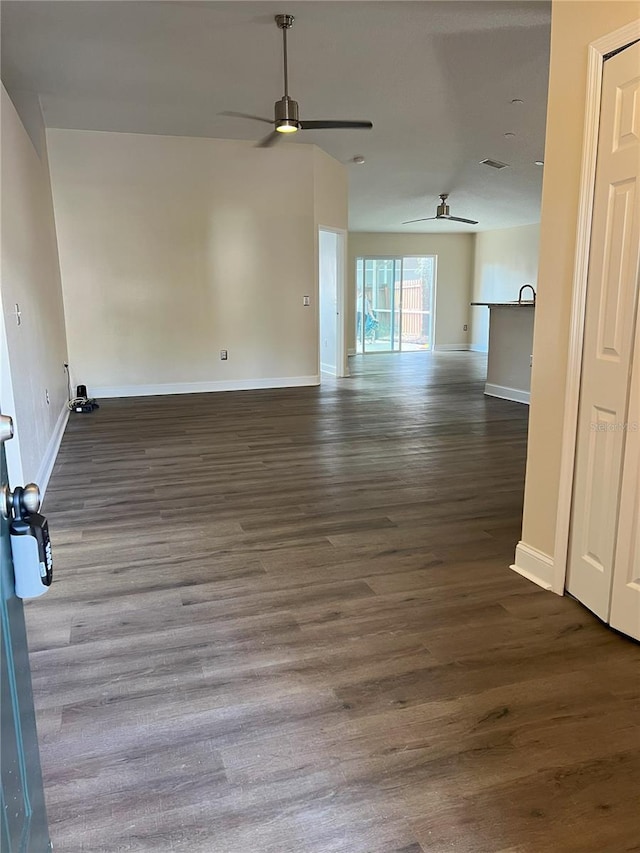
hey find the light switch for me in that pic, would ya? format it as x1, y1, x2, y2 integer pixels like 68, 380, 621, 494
303, 296, 310, 307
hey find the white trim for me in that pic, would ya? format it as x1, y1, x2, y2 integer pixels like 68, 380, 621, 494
469, 344, 488, 353
511, 542, 556, 592
484, 383, 530, 405
433, 343, 471, 352
552, 20, 640, 596
93, 375, 320, 399
320, 363, 337, 377
36, 402, 69, 498
347, 348, 356, 357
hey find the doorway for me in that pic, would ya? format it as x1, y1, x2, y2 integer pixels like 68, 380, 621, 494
355, 256, 436, 354
318, 229, 346, 378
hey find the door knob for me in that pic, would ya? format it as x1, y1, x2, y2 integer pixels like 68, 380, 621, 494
1, 483, 41, 520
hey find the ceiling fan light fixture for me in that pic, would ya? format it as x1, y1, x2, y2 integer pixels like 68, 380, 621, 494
276, 121, 299, 133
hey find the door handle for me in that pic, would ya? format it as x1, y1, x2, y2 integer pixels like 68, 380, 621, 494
1, 483, 41, 521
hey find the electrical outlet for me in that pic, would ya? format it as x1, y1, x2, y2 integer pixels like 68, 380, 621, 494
530, 354, 533, 367
463, 324, 468, 332
220, 350, 228, 360
45, 389, 50, 405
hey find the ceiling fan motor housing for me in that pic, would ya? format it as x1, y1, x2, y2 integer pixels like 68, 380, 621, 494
275, 96, 300, 130
436, 196, 450, 217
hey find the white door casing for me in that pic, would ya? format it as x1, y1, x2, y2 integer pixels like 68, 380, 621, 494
566, 42, 640, 623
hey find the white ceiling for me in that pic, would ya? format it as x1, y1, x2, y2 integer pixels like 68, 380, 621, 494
1, 0, 551, 232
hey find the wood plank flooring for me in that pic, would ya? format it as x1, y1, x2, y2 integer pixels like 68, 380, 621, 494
26, 352, 639, 853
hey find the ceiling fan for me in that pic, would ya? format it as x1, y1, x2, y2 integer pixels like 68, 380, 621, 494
220, 14, 373, 148
403, 194, 478, 225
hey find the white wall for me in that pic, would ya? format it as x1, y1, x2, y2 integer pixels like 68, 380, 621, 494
521, 0, 639, 560
1, 85, 68, 487
46, 129, 347, 396
471, 223, 540, 351
347, 232, 474, 352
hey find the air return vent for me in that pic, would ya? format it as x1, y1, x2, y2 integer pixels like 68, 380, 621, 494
480, 158, 509, 169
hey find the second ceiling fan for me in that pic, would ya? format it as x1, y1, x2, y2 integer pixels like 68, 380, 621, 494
221, 14, 373, 148
403, 194, 478, 225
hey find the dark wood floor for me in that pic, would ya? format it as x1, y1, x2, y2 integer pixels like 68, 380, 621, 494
26, 352, 639, 853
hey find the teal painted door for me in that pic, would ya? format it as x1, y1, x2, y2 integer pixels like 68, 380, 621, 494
1, 416, 51, 852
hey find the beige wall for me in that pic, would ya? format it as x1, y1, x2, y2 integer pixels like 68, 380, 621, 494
1, 85, 68, 485
347, 232, 475, 351
471, 224, 540, 351
521, 0, 640, 558
47, 129, 346, 395
313, 147, 348, 232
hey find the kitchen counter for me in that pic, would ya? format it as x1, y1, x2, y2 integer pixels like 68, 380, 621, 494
470, 301, 536, 308
471, 302, 535, 404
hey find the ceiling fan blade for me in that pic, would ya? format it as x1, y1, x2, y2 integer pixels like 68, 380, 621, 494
402, 217, 437, 224
219, 111, 274, 125
446, 215, 479, 224
256, 130, 281, 148
300, 120, 373, 130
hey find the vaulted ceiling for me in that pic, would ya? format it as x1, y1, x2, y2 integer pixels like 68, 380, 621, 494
1, 1, 551, 232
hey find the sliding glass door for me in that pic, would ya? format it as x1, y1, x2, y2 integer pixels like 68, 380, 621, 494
355, 256, 435, 354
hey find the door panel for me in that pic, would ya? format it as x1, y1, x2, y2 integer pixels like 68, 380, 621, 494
567, 43, 640, 620
610, 294, 640, 640
1, 425, 50, 852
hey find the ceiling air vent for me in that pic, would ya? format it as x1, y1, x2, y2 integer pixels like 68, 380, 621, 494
480, 158, 509, 169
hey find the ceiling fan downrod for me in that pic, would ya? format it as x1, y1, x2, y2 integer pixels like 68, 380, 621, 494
275, 14, 294, 98
274, 14, 298, 131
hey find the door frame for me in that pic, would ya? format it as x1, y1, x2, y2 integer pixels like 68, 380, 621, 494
552, 19, 640, 595
317, 226, 347, 378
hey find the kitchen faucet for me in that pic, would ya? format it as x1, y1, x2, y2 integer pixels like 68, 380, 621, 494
518, 284, 536, 304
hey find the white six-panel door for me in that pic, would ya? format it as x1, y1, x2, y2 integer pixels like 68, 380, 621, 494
610, 295, 640, 639
567, 40, 640, 635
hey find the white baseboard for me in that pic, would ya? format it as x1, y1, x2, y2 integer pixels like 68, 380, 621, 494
320, 363, 337, 377
511, 542, 557, 592
36, 402, 69, 498
347, 348, 356, 357
469, 344, 488, 353
433, 343, 471, 352
93, 375, 320, 399
485, 383, 530, 405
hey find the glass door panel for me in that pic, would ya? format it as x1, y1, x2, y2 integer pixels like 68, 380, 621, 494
400, 256, 435, 351
357, 258, 401, 353
370, 259, 392, 352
